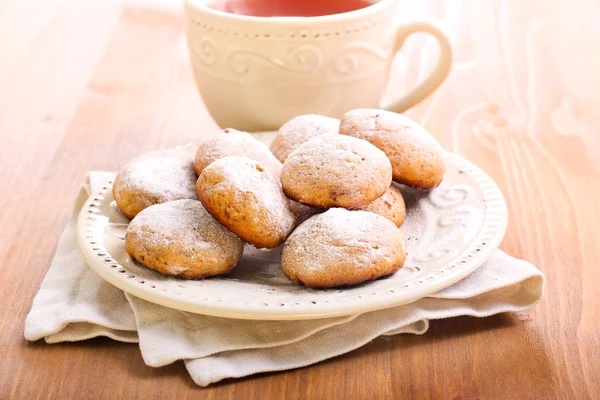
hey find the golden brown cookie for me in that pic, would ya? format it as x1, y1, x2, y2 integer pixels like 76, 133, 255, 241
289, 200, 323, 228
270, 114, 340, 163
280, 133, 392, 209
113, 149, 197, 219
282, 208, 406, 288
197, 156, 295, 249
125, 199, 244, 279
194, 128, 283, 180
360, 185, 406, 227
339, 109, 445, 190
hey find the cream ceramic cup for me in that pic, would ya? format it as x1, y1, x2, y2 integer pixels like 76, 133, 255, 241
185, 0, 452, 132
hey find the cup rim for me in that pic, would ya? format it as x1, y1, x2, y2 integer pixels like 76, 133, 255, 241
185, 0, 394, 24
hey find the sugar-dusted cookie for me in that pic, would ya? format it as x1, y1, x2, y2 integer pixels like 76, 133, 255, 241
360, 185, 406, 227
280, 134, 392, 209
125, 200, 244, 279
197, 156, 295, 249
113, 149, 197, 219
194, 128, 283, 180
270, 114, 340, 163
282, 208, 406, 288
340, 109, 445, 189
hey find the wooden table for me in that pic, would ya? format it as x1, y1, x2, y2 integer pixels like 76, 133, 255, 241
2, 0, 599, 398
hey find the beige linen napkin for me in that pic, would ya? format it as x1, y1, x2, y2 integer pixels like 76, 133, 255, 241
24, 172, 544, 387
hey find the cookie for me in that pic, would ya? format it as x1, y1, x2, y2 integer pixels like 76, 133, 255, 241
360, 185, 406, 227
339, 109, 445, 189
113, 149, 197, 219
280, 133, 392, 209
270, 114, 340, 163
289, 200, 323, 228
197, 156, 295, 249
282, 208, 406, 288
194, 128, 283, 180
125, 200, 244, 279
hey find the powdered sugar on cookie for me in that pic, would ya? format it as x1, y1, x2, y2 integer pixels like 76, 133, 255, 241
113, 149, 198, 219
125, 199, 244, 278
340, 109, 446, 189
281, 133, 392, 209
282, 208, 406, 288
197, 156, 295, 249
194, 129, 283, 180
270, 114, 340, 163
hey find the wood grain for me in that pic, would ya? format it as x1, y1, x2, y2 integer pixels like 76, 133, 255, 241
1, 0, 599, 398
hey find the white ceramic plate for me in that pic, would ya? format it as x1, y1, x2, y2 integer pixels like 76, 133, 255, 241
77, 142, 507, 320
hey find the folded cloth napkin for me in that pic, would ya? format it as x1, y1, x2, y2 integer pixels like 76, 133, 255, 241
25, 172, 544, 387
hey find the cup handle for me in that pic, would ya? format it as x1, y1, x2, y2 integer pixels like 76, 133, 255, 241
380, 21, 453, 113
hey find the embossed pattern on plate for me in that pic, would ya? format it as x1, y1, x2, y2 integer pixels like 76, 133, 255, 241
77, 143, 507, 320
